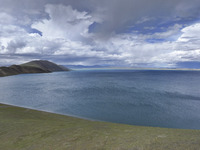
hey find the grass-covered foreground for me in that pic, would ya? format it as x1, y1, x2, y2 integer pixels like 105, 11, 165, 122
0, 103, 200, 150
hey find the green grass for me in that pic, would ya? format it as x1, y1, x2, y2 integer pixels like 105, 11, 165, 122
0, 103, 200, 150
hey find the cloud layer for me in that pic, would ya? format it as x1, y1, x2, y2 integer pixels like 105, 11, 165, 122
1, 0, 200, 67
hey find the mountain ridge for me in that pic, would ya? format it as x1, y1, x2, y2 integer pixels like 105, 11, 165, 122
0, 60, 70, 77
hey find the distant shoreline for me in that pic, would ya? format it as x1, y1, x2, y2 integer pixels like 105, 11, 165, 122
73, 67, 200, 71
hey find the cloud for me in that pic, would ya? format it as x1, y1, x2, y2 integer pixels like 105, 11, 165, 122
178, 23, 200, 42
2, 19, 200, 67
1, 1, 200, 67
32, 4, 94, 40
7, 40, 27, 54
85, 0, 200, 38
2, 0, 200, 34
90, 22, 200, 67
0, 12, 16, 24
150, 24, 183, 40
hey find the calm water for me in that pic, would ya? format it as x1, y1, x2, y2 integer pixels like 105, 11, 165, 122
0, 70, 200, 129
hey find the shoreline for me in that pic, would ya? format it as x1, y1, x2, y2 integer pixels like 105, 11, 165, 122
0, 103, 200, 150
0, 102, 198, 130
72, 67, 200, 71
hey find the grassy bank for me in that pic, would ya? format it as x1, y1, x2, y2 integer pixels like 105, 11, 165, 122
0, 103, 200, 150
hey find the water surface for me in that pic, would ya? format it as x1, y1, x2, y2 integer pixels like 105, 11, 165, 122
0, 70, 200, 129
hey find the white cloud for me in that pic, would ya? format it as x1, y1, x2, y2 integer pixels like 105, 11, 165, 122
1, 17, 200, 67
90, 22, 200, 67
32, 4, 94, 40
178, 23, 200, 42
1, 2, 200, 67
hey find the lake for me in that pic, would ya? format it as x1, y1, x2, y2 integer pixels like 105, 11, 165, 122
0, 69, 200, 129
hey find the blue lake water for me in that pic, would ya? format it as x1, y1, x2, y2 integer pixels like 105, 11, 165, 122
0, 70, 200, 129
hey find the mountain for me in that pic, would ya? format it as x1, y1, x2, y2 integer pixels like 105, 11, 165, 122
21, 60, 70, 72
0, 60, 70, 77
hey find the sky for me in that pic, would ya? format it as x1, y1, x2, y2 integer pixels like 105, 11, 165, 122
1, 0, 200, 68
